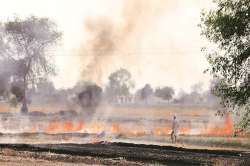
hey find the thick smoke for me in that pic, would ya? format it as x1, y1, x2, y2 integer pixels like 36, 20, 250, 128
0, 59, 24, 102
80, 0, 171, 85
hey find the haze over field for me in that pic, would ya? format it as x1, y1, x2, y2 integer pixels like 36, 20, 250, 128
0, 0, 214, 91
0, 1, 250, 165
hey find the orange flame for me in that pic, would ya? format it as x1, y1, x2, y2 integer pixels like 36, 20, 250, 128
111, 123, 121, 134
75, 121, 85, 131
43, 114, 235, 137
47, 121, 61, 133
127, 130, 146, 137
152, 127, 171, 136
46, 120, 85, 133
179, 127, 191, 135
64, 121, 73, 131
204, 114, 234, 136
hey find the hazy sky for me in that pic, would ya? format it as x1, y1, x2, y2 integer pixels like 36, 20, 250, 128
0, 0, 214, 92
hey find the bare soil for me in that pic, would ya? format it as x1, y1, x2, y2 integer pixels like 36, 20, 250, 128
0, 142, 249, 166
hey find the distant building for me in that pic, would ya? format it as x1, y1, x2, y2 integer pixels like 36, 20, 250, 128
115, 95, 135, 105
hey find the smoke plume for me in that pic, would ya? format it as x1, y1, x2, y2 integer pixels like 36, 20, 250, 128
80, 0, 172, 85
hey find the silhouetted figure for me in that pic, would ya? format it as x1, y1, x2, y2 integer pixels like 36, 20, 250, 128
171, 116, 179, 143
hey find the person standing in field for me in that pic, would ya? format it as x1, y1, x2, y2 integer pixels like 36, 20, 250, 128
171, 115, 179, 143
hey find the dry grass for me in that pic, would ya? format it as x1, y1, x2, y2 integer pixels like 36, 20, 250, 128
0, 104, 17, 113
95, 105, 215, 120
0, 104, 69, 114
0, 103, 249, 151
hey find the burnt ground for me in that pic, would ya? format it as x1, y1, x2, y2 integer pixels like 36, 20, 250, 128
0, 142, 250, 166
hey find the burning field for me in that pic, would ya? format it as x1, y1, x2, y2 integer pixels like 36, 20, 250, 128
0, 0, 249, 165
0, 105, 240, 138
0, 104, 249, 165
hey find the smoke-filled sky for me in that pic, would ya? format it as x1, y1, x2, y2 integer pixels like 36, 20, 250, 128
0, 0, 214, 92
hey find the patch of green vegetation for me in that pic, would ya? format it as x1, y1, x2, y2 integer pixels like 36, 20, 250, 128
178, 136, 250, 149
149, 162, 164, 166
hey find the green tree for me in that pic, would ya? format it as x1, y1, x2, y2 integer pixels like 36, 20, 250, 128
155, 86, 175, 101
140, 84, 153, 101
106, 68, 134, 101
0, 16, 61, 113
200, 0, 250, 129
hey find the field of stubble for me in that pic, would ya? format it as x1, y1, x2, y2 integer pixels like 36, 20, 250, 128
0, 104, 249, 165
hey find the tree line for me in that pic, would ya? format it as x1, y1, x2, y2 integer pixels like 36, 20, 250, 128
0, 16, 218, 113
0, 16, 61, 113
0, 0, 249, 130
200, 0, 250, 130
